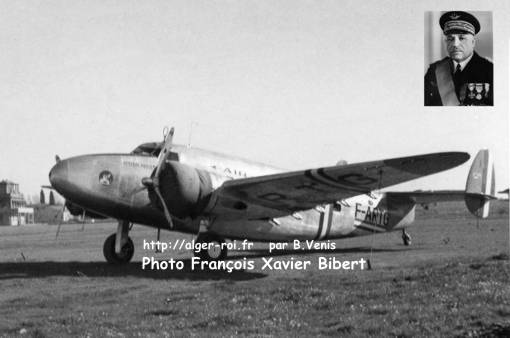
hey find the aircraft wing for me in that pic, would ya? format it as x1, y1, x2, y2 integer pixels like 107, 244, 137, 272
217, 152, 470, 218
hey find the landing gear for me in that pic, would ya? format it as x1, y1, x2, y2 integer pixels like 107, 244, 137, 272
103, 220, 134, 264
402, 229, 411, 246
194, 233, 228, 261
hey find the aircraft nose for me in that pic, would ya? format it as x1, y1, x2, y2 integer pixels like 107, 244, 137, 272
49, 160, 69, 192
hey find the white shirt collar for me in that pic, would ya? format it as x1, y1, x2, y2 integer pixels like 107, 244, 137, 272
453, 53, 474, 72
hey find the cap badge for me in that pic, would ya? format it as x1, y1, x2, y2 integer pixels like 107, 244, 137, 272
450, 13, 460, 20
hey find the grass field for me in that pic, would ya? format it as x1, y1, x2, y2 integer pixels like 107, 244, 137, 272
0, 201, 508, 337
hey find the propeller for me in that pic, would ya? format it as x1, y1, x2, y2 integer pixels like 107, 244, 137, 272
142, 127, 176, 229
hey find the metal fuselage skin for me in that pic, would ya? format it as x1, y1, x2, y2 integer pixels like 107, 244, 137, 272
49, 145, 416, 241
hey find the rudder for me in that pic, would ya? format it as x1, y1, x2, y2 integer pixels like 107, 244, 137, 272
465, 149, 495, 218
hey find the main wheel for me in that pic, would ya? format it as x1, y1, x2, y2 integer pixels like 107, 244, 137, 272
103, 233, 134, 264
194, 233, 228, 261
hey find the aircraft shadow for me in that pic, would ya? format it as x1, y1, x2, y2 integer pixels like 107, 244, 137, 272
0, 259, 266, 281
226, 246, 410, 260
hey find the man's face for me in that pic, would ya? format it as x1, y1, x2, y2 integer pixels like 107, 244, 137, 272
445, 33, 475, 62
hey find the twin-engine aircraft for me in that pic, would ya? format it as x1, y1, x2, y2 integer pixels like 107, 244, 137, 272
48, 128, 495, 264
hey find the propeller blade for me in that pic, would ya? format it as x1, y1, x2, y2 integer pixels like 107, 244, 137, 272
138, 127, 176, 229
151, 127, 176, 229
154, 186, 174, 229
154, 127, 174, 180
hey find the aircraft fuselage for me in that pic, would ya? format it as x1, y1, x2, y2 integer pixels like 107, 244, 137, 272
49, 145, 416, 242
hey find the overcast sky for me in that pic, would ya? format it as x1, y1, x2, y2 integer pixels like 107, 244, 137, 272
1, 0, 508, 197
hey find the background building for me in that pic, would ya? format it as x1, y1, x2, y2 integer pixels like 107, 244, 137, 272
0, 180, 34, 225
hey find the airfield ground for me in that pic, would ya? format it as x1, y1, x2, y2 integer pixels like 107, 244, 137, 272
0, 201, 509, 337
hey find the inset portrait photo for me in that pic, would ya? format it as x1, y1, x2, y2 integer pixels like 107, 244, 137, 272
424, 11, 493, 106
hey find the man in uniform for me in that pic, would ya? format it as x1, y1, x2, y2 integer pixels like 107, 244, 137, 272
425, 11, 493, 106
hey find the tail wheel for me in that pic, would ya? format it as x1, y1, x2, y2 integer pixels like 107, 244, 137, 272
194, 233, 228, 261
103, 233, 134, 264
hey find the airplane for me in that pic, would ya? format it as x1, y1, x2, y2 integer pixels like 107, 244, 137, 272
48, 128, 496, 264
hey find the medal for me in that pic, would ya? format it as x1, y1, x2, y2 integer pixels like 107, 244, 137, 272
475, 83, 483, 100
467, 83, 475, 99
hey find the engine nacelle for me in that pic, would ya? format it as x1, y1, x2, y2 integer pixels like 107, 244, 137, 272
155, 161, 214, 218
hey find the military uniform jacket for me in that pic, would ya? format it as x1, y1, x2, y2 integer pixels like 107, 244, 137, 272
424, 52, 493, 106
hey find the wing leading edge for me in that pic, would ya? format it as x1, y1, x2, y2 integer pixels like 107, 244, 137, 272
217, 151, 470, 217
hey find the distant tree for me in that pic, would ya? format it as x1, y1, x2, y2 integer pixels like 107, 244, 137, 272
40, 190, 45, 204
49, 191, 55, 205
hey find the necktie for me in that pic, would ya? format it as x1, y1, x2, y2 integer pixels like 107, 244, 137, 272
453, 64, 462, 98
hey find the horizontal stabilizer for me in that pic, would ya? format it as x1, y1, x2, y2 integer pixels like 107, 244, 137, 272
386, 190, 467, 204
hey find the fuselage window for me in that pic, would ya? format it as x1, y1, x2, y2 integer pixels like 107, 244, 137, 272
168, 152, 179, 161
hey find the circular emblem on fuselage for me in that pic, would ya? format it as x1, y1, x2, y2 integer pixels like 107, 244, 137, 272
99, 170, 114, 186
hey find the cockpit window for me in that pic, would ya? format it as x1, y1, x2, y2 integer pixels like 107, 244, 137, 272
131, 142, 179, 160
131, 142, 161, 155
